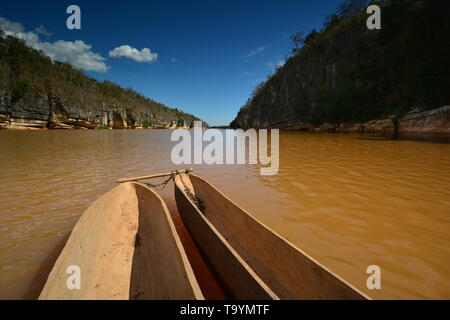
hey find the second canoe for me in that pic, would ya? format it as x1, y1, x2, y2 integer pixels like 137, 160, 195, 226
174, 173, 369, 300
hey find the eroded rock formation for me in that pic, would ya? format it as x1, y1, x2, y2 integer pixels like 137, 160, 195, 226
0, 92, 197, 130
255, 106, 450, 136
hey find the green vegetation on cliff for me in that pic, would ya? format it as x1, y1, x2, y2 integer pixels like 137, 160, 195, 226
0, 30, 201, 128
231, 0, 450, 129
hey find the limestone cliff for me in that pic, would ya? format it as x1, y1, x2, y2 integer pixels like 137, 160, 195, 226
0, 31, 203, 130
0, 92, 194, 129
230, 0, 450, 135
275, 105, 449, 136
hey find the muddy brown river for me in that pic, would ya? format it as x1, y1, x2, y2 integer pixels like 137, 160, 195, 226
0, 130, 449, 299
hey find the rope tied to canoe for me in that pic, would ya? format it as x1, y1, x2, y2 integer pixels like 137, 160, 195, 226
178, 172, 205, 212
142, 168, 192, 191
142, 175, 173, 190
119, 168, 204, 211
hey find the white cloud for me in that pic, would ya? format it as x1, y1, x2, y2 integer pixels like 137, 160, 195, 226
0, 15, 109, 72
38, 40, 108, 72
241, 46, 266, 59
109, 45, 158, 63
266, 60, 284, 71
171, 57, 176, 62
35, 25, 51, 37
0, 16, 24, 33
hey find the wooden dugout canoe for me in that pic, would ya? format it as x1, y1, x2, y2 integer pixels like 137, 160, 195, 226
39, 182, 203, 300
174, 173, 369, 300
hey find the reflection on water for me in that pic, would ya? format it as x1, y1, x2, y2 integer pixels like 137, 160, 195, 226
0, 130, 449, 299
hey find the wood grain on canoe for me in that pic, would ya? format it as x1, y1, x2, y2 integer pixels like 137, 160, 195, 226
39, 182, 203, 300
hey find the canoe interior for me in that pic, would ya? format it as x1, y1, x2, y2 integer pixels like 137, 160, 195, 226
175, 173, 369, 300
39, 182, 203, 300
167, 206, 226, 300
174, 174, 279, 300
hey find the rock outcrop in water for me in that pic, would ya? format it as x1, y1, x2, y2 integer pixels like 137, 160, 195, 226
0, 31, 203, 130
230, 0, 450, 135
397, 106, 450, 135
263, 105, 449, 136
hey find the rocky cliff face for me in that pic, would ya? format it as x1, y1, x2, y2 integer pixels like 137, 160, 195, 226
0, 32, 203, 130
230, 0, 450, 135
398, 106, 450, 135
0, 92, 194, 130
330, 105, 449, 135
229, 105, 449, 136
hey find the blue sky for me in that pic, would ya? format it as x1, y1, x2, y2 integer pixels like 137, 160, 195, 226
0, 0, 343, 126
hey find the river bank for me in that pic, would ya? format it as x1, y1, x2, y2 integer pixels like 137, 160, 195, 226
261, 105, 450, 136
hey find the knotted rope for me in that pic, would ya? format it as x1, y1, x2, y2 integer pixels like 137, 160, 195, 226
143, 168, 192, 191
123, 168, 204, 211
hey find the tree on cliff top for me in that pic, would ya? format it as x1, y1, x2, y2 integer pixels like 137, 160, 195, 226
290, 32, 305, 55
337, 0, 368, 17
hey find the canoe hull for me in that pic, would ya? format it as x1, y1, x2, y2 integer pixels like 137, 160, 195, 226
39, 182, 203, 300
175, 173, 368, 300
175, 174, 278, 300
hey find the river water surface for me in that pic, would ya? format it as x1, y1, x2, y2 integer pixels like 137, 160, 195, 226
0, 130, 449, 299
